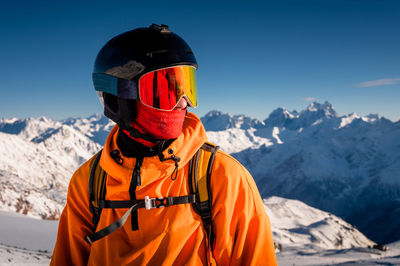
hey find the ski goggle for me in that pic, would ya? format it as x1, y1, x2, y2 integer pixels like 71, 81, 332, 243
138, 65, 197, 111
93, 65, 197, 111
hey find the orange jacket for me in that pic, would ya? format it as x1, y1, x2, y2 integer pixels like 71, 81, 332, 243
51, 113, 277, 265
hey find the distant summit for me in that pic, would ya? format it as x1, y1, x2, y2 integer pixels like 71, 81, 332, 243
204, 101, 342, 130
201, 110, 264, 131
304, 101, 337, 116
263, 107, 297, 128
297, 101, 338, 127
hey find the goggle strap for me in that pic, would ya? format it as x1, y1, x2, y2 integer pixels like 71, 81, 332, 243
93, 73, 139, 100
117, 78, 139, 100
93, 73, 118, 96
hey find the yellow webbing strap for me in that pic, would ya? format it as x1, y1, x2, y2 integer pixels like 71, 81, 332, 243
196, 148, 212, 202
89, 150, 107, 209
93, 166, 106, 208
191, 142, 219, 202
190, 142, 219, 266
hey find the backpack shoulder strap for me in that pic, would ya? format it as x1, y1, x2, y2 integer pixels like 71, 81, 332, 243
88, 149, 107, 230
189, 142, 220, 251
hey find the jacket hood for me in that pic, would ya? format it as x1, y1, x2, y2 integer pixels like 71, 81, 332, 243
99, 112, 207, 187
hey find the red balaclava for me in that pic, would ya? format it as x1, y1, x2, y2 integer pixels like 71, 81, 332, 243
123, 101, 186, 147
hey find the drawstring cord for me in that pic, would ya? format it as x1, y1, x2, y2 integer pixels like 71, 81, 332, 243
170, 160, 179, 180
167, 149, 180, 180
157, 142, 181, 181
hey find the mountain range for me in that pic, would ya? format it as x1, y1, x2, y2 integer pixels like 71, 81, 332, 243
202, 102, 400, 244
0, 101, 398, 245
0, 115, 114, 219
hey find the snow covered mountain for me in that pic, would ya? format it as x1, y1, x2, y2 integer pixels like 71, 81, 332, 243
0, 115, 114, 219
203, 102, 400, 244
264, 196, 374, 250
0, 101, 398, 247
201, 110, 264, 131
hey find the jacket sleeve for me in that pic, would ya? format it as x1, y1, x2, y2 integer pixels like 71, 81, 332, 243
211, 152, 277, 266
50, 160, 94, 266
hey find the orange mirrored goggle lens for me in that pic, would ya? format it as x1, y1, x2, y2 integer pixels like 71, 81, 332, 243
139, 66, 197, 111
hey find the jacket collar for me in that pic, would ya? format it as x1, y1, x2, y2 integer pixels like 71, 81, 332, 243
99, 112, 207, 185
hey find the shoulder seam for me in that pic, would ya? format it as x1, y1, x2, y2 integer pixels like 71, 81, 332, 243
214, 150, 265, 216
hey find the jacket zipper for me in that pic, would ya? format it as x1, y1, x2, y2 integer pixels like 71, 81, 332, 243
129, 157, 143, 231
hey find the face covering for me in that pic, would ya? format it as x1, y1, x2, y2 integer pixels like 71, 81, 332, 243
123, 101, 186, 146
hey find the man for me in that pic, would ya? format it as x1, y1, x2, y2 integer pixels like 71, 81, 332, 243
51, 24, 277, 265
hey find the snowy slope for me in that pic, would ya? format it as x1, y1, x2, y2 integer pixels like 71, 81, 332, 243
1, 198, 392, 265
0, 211, 57, 265
0, 115, 114, 219
264, 197, 399, 266
203, 102, 400, 244
264, 197, 374, 250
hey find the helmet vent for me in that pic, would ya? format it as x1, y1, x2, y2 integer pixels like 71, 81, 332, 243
146, 49, 168, 58
150, 23, 171, 34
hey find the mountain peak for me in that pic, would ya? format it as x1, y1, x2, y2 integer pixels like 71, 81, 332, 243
201, 110, 263, 131
264, 107, 297, 127
263, 102, 338, 129
270, 107, 297, 118
292, 101, 338, 128
305, 101, 337, 117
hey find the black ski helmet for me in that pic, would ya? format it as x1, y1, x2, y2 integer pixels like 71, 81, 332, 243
93, 24, 198, 129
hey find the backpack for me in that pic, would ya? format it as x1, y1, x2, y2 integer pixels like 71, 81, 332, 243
84, 142, 219, 256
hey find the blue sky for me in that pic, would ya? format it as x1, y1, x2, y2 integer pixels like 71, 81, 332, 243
1, 0, 399, 121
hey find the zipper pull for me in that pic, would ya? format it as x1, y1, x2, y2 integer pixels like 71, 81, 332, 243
132, 157, 143, 186
135, 167, 141, 186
